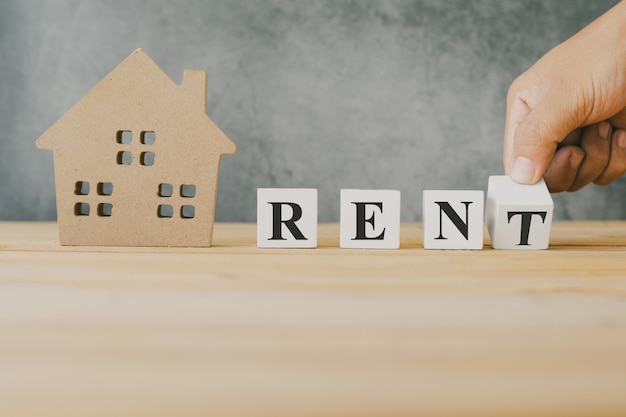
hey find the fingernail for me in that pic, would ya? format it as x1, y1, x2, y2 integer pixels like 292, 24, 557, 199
509, 156, 536, 184
570, 151, 584, 169
598, 121, 611, 139
618, 131, 626, 148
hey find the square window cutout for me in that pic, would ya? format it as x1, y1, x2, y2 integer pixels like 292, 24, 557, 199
140, 152, 155, 166
159, 183, 173, 197
181, 184, 196, 198
116, 130, 132, 144
158, 204, 173, 218
97, 203, 113, 217
181, 205, 195, 219
74, 202, 90, 216
75, 181, 90, 195
117, 151, 132, 165
97, 182, 113, 196
141, 131, 156, 145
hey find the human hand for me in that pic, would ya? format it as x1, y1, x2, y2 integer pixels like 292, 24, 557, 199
504, 1, 626, 192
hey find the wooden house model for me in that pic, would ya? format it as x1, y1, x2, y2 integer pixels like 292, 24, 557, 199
36, 49, 236, 247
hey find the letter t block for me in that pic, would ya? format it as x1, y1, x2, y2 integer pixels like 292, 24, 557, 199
485, 176, 554, 250
257, 188, 318, 248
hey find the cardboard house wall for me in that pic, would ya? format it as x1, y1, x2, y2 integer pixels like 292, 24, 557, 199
36, 49, 236, 247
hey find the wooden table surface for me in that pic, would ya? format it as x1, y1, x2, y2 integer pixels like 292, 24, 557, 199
1, 221, 626, 417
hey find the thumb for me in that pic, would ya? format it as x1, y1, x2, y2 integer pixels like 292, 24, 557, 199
508, 87, 584, 184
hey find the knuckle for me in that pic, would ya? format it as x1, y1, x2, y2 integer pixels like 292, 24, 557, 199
515, 115, 556, 149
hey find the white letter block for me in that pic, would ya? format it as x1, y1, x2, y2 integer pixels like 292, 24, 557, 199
340, 189, 401, 249
423, 190, 484, 250
486, 176, 553, 250
257, 188, 317, 248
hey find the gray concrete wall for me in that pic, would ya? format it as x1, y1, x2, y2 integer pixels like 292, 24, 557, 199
1, 0, 624, 222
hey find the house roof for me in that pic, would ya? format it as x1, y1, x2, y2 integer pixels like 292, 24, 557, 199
36, 48, 236, 155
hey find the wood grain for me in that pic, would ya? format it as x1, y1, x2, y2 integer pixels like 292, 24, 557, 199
1, 222, 626, 417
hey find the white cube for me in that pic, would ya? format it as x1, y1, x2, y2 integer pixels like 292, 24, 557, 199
423, 190, 484, 250
257, 188, 317, 248
486, 176, 553, 250
340, 189, 401, 249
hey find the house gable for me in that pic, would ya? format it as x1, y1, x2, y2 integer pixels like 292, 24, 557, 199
36, 48, 236, 155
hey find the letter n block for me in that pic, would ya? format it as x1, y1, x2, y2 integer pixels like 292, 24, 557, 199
340, 189, 401, 249
485, 176, 553, 250
422, 190, 484, 250
257, 188, 317, 248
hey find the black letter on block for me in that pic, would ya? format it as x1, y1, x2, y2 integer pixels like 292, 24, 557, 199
268, 202, 307, 240
352, 202, 385, 240
507, 211, 547, 246
435, 201, 472, 240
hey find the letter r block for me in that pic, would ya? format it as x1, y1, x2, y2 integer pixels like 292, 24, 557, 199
423, 190, 484, 250
340, 189, 401, 249
257, 188, 317, 248
485, 176, 553, 250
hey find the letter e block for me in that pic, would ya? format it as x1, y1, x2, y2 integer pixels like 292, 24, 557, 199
423, 190, 484, 250
485, 176, 553, 250
257, 188, 317, 248
340, 189, 401, 249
